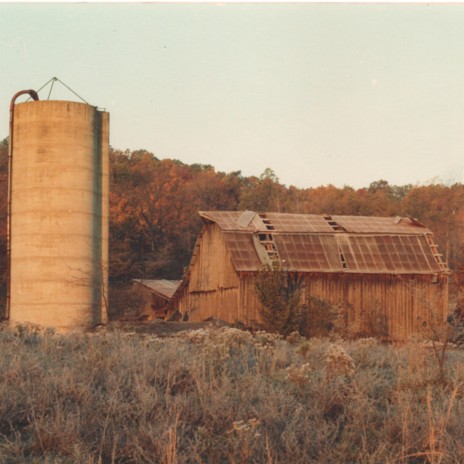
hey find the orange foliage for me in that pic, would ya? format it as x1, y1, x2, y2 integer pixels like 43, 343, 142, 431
105, 154, 464, 282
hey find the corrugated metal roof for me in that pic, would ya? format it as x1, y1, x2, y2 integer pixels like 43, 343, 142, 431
200, 211, 252, 231
132, 279, 182, 299
199, 211, 432, 235
336, 235, 442, 274
273, 234, 343, 272
331, 215, 429, 235
200, 211, 334, 232
199, 211, 447, 275
224, 233, 443, 274
223, 232, 262, 271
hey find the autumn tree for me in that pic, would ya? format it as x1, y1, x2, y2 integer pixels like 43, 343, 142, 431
239, 168, 290, 212
402, 184, 464, 271
296, 185, 362, 215
110, 151, 191, 280
109, 149, 242, 284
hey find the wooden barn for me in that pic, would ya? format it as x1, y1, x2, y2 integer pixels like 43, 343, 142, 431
169, 211, 449, 340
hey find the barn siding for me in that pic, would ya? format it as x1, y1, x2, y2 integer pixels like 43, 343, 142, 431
313, 273, 444, 341
235, 272, 447, 340
187, 288, 240, 322
189, 225, 239, 291
172, 283, 189, 316
176, 273, 446, 340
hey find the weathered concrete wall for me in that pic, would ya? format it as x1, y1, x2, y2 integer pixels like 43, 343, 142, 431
10, 100, 109, 331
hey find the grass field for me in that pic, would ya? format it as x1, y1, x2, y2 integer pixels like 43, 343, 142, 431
1, 322, 464, 463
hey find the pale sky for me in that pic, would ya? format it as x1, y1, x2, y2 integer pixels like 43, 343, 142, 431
1, 3, 464, 188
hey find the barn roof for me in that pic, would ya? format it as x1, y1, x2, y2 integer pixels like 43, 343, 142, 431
132, 279, 182, 299
199, 211, 429, 234
198, 211, 447, 275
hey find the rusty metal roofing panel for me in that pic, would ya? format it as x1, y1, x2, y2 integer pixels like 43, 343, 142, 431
200, 211, 337, 233
133, 279, 182, 299
337, 235, 442, 274
199, 211, 246, 230
223, 232, 262, 271
331, 216, 431, 235
264, 213, 335, 232
221, 233, 443, 274
273, 234, 343, 271
200, 211, 432, 234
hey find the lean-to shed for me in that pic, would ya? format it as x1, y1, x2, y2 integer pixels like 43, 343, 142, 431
170, 211, 449, 340
132, 279, 181, 319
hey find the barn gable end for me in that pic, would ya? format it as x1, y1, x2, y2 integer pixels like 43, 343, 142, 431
181, 223, 241, 322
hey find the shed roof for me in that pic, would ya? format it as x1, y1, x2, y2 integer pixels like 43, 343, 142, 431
132, 279, 182, 299
198, 211, 447, 275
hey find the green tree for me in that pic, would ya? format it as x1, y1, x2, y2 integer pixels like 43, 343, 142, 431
254, 266, 305, 336
239, 168, 289, 212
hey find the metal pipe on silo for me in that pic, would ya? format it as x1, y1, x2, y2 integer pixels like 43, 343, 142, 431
7, 97, 109, 331
6, 90, 39, 320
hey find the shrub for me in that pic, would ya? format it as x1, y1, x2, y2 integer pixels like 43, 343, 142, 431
254, 266, 306, 336
302, 296, 349, 338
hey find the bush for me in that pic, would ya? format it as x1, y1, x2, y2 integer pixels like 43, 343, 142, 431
303, 296, 348, 338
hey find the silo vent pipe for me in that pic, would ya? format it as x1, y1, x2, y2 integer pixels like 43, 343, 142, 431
5, 90, 39, 319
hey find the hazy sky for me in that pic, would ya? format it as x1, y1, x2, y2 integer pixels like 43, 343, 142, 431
2, 3, 464, 189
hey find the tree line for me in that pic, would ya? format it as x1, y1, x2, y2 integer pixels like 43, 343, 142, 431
1, 141, 464, 311
108, 148, 464, 283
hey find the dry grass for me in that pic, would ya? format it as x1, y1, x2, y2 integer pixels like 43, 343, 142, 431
1, 323, 464, 463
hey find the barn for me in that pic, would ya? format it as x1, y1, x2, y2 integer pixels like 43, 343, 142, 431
169, 211, 449, 340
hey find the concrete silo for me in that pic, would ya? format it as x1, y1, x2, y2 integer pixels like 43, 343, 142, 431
7, 98, 109, 331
